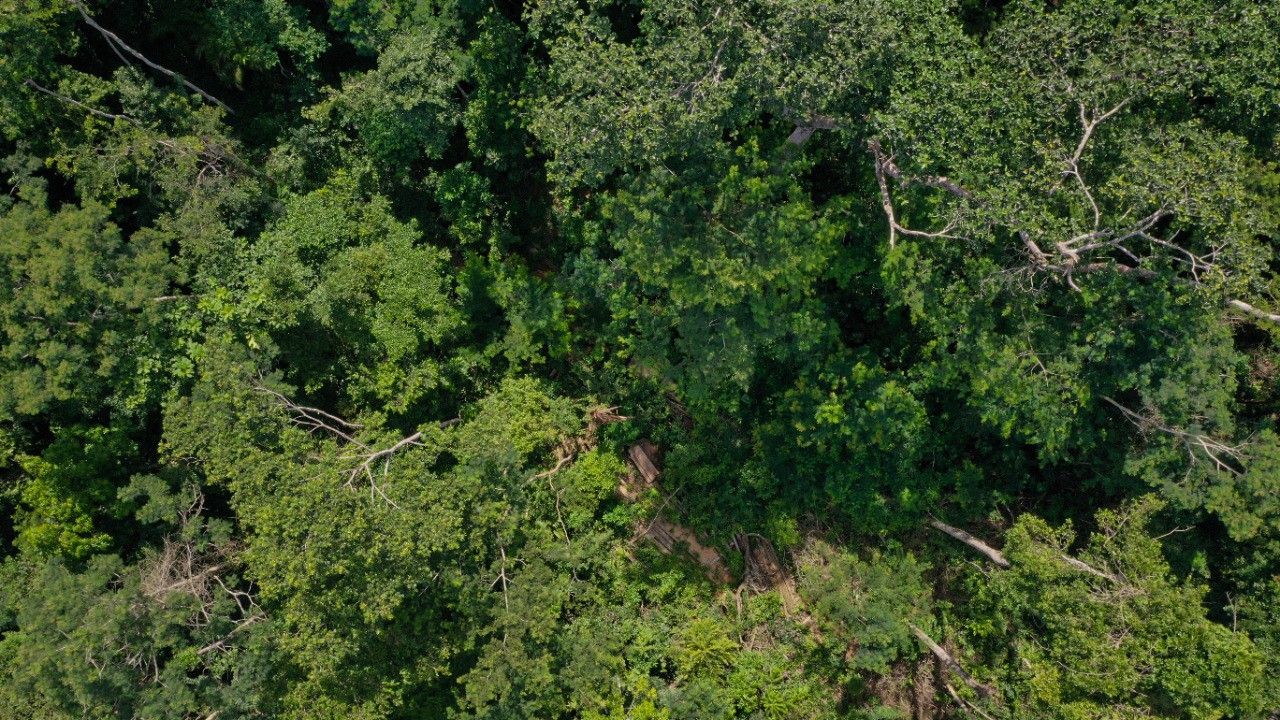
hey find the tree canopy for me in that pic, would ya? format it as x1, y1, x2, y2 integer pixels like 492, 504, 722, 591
1, 0, 1278, 717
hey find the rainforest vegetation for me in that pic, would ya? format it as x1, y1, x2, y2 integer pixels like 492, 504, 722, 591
1, 0, 1280, 717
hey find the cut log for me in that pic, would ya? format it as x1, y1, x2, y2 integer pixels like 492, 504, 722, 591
628, 441, 662, 486
748, 535, 802, 616
928, 520, 1011, 568
907, 623, 995, 698
646, 517, 678, 553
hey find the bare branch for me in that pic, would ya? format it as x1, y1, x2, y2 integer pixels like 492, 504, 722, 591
258, 385, 460, 508
24, 78, 140, 126
196, 614, 263, 656
69, 0, 234, 114
256, 385, 367, 448
944, 682, 997, 720
1060, 555, 1120, 583
871, 142, 899, 249
1227, 299, 1280, 324
531, 453, 574, 480
785, 109, 839, 147
1019, 230, 1052, 267
1069, 97, 1133, 169
1103, 396, 1246, 476
908, 623, 996, 698
868, 140, 970, 250
930, 518, 1122, 583
928, 519, 1011, 568
869, 139, 974, 200
139, 492, 263, 660
338, 432, 423, 508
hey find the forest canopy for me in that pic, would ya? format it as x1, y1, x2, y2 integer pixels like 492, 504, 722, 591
1, 0, 1279, 718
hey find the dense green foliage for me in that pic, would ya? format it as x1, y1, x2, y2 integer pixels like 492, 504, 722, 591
1, 0, 1278, 717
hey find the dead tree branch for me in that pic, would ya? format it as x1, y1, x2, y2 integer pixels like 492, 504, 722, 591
1103, 396, 1246, 476
256, 385, 366, 448
531, 453, 574, 480
870, 139, 974, 200
928, 520, 1010, 568
930, 518, 1120, 582
69, 0, 234, 114
1227, 299, 1280, 324
24, 78, 141, 125
870, 128, 1280, 326
139, 491, 263, 657
196, 614, 263, 656
867, 139, 975, 251
869, 97, 1225, 298
1060, 555, 1120, 583
257, 384, 457, 508
785, 109, 839, 147
1068, 97, 1133, 170
944, 682, 998, 720
339, 432, 422, 508
908, 623, 996, 698
336, 419, 457, 507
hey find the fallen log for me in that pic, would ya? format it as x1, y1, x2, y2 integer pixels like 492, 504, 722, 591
735, 533, 802, 616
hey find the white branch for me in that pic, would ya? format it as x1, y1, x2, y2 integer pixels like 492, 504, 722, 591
929, 520, 1011, 568
1227, 299, 1280, 324
70, 0, 233, 114
908, 623, 996, 698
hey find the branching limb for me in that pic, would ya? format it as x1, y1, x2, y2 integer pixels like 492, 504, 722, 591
493, 539, 512, 645
870, 139, 974, 200
871, 143, 899, 249
1069, 97, 1133, 169
1019, 230, 1052, 268
256, 385, 366, 448
339, 432, 424, 508
257, 385, 457, 508
139, 492, 264, 658
867, 140, 969, 249
1103, 396, 1246, 476
27, 76, 240, 181
336, 419, 455, 507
